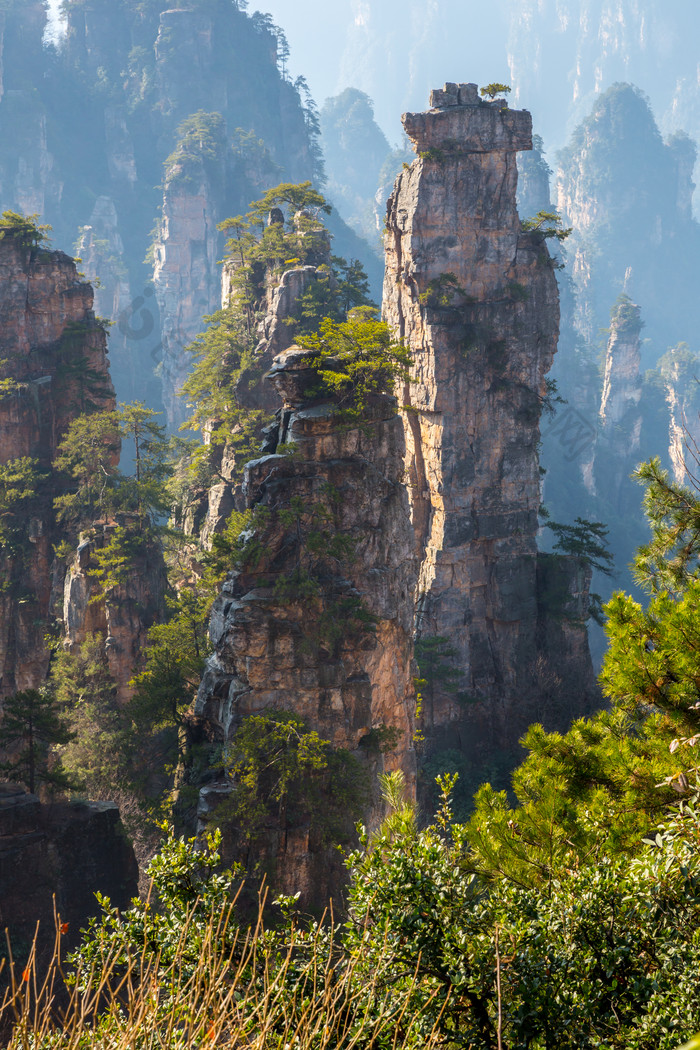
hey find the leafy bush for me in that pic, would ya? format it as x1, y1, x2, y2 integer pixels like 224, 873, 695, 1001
297, 312, 411, 423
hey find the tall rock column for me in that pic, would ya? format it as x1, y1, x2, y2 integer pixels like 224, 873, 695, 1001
198, 232, 332, 542
657, 344, 700, 486
595, 295, 643, 510
383, 84, 596, 766
153, 115, 226, 429
194, 346, 417, 905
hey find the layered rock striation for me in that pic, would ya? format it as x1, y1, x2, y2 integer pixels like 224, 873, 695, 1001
383, 85, 597, 769
195, 345, 416, 904
0, 231, 167, 706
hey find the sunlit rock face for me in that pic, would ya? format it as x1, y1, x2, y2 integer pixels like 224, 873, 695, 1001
193, 261, 326, 546
383, 85, 597, 778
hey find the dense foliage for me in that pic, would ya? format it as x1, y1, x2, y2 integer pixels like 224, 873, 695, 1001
296, 311, 410, 423
7, 778, 700, 1049
179, 181, 374, 507
7, 442, 700, 1047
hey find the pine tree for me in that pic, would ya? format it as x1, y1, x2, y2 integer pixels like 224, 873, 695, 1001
468, 458, 700, 885
0, 688, 74, 795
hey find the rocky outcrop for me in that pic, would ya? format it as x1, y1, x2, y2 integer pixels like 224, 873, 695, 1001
516, 134, 553, 220
196, 262, 325, 543
0, 232, 114, 697
555, 84, 700, 360
194, 346, 417, 905
383, 85, 597, 770
656, 344, 700, 486
0, 231, 167, 706
0, 782, 138, 957
0, 0, 334, 414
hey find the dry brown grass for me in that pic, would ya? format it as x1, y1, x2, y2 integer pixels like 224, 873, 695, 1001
1, 901, 442, 1050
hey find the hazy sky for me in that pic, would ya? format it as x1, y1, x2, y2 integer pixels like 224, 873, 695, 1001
46, 0, 64, 41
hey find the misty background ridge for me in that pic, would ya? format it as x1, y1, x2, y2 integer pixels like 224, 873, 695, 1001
44, 0, 700, 160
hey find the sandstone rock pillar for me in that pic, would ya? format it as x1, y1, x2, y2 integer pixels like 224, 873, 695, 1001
383, 84, 595, 764
596, 296, 643, 509
194, 345, 417, 904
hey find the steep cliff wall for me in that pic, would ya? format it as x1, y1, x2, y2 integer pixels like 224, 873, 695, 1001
0, 229, 167, 706
195, 262, 323, 543
62, 521, 167, 705
383, 85, 597, 778
194, 345, 416, 905
0, 231, 114, 696
153, 118, 228, 429
655, 344, 700, 486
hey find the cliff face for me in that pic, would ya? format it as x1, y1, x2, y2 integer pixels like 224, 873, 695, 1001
516, 135, 553, 220
194, 346, 416, 905
195, 261, 325, 544
62, 522, 168, 705
153, 122, 227, 429
0, 231, 167, 706
383, 85, 597, 772
656, 345, 700, 486
0, 233, 114, 696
